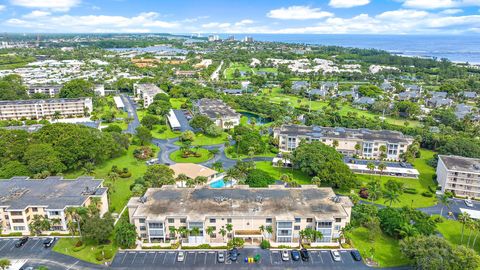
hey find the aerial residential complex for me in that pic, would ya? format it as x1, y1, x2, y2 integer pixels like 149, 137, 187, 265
0, 97, 93, 120
27, 85, 62, 97
195, 98, 241, 129
134, 83, 166, 107
273, 124, 414, 161
0, 176, 108, 235
436, 155, 480, 198
127, 185, 352, 247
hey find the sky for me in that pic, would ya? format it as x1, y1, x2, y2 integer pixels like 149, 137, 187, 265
0, 0, 480, 34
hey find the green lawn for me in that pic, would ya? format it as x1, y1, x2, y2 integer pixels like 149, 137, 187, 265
224, 63, 277, 80
53, 238, 118, 265
348, 227, 409, 268
437, 219, 480, 252
254, 161, 312, 184
65, 145, 159, 213
170, 98, 187, 109
225, 146, 277, 160
174, 132, 229, 146
170, 148, 213, 163
152, 125, 182, 139
260, 88, 421, 128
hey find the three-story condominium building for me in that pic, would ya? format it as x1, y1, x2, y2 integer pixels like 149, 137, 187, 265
273, 125, 414, 161
437, 155, 480, 198
0, 98, 93, 120
195, 99, 241, 129
0, 176, 108, 235
133, 83, 166, 108
127, 185, 352, 247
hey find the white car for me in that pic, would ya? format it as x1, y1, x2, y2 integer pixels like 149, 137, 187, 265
331, 250, 341, 262
465, 199, 474, 207
281, 249, 290, 261
177, 251, 185, 262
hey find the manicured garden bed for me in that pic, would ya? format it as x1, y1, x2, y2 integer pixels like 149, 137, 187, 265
170, 148, 213, 163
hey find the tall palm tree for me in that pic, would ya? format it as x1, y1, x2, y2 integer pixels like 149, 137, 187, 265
226, 223, 233, 240
377, 163, 387, 180
459, 212, 471, 244
472, 219, 480, 248
219, 227, 227, 242
438, 194, 451, 217
366, 162, 376, 180
190, 227, 201, 243
206, 226, 215, 238
467, 219, 477, 248
259, 225, 265, 239
384, 190, 400, 207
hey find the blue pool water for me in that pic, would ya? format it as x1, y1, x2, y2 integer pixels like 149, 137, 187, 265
210, 179, 226, 188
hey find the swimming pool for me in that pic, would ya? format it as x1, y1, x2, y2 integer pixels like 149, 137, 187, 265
209, 179, 236, 188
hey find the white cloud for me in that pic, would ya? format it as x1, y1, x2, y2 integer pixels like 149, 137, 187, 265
0, 5, 5, 11
441, 8, 463, 14
267, 5, 333, 20
235, 19, 254, 26
10, 0, 81, 11
403, 0, 480, 9
329, 0, 370, 8
23, 10, 51, 18
271, 9, 480, 34
6, 12, 179, 32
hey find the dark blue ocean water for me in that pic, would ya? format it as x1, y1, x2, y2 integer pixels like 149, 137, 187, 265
224, 34, 480, 64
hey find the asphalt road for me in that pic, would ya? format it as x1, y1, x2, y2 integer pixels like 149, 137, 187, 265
120, 94, 140, 134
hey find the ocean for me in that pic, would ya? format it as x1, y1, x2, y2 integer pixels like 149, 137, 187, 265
222, 34, 480, 64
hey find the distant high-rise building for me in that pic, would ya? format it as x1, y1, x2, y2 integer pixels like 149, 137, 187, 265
227, 35, 235, 41
243, 36, 254, 43
208, 35, 220, 42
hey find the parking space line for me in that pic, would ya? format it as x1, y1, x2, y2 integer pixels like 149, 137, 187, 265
152, 252, 158, 264
204, 252, 207, 264
131, 252, 137, 264
269, 252, 273, 265
0, 240, 10, 251
30, 240, 40, 250
120, 252, 127, 264
141, 252, 146, 264
319, 252, 324, 263
66, 261, 78, 270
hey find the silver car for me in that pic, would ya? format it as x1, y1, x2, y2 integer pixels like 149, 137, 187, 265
177, 251, 185, 262
217, 252, 225, 263
331, 250, 341, 262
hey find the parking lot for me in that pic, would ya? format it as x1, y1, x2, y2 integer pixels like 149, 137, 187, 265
111, 248, 370, 269
0, 237, 53, 258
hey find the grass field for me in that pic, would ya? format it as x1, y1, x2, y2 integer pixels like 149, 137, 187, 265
170, 148, 213, 163
170, 98, 187, 109
260, 88, 421, 128
437, 218, 480, 253
224, 63, 278, 80
191, 132, 229, 146
65, 144, 159, 213
254, 161, 312, 184
348, 227, 409, 268
53, 238, 117, 264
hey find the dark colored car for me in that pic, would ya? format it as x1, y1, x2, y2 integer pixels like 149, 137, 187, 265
300, 248, 310, 261
291, 250, 301, 261
43, 237, 55, 248
229, 248, 239, 261
15, 236, 29, 248
351, 250, 362, 261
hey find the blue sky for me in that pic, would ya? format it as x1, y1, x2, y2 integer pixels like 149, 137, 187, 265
0, 0, 480, 34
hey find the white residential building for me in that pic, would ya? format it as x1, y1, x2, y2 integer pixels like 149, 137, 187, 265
195, 99, 241, 129
0, 98, 93, 120
134, 83, 166, 108
437, 155, 480, 198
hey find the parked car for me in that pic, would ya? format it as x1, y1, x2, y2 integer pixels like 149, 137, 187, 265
465, 199, 474, 207
43, 237, 55, 248
177, 251, 185, 262
229, 248, 239, 261
15, 236, 29, 248
291, 250, 300, 261
300, 248, 310, 261
217, 252, 225, 263
331, 250, 341, 262
351, 250, 362, 261
281, 249, 290, 261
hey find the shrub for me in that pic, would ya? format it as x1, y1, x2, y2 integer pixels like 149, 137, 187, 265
359, 188, 369, 199
260, 240, 270, 249
404, 188, 418, 194
422, 191, 434, 197
157, 126, 167, 133
74, 240, 83, 247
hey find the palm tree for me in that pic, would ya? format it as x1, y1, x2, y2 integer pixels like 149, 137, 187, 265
311, 176, 321, 187
276, 159, 284, 169
332, 140, 339, 149
467, 219, 477, 248
219, 227, 227, 242
396, 223, 418, 238
354, 143, 361, 155
377, 163, 387, 179
366, 162, 376, 180
206, 226, 215, 238
379, 145, 387, 160
259, 225, 265, 239
384, 190, 400, 206
169, 226, 178, 242
266, 226, 273, 239
226, 223, 233, 240
190, 227, 201, 243
472, 219, 480, 248
438, 194, 451, 217
367, 180, 382, 202
459, 212, 471, 244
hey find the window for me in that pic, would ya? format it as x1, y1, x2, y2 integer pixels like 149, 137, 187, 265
32, 207, 38, 212
12, 219, 24, 223
306, 218, 313, 223
48, 211, 61, 216
294, 225, 300, 230
227, 218, 232, 223
13, 226, 25, 231
11, 211, 22, 216
334, 225, 341, 231
294, 217, 301, 223
168, 218, 174, 223
140, 226, 146, 231
148, 223, 163, 229
266, 218, 272, 223
140, 233, 147, 238
335, 218, 342, 223
180, 218, 186, 223
209, 218, 216, 223
139, 218, 146, 223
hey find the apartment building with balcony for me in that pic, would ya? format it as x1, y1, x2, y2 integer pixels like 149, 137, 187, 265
133, 83, 166, 108
195, 99, 241, 129
0, 176, 108, 235
273, 124, 414, 161
127, 185, 352, 247
27, 85, 62, 97
437, 155, 480, 198
0, 98, 93, 120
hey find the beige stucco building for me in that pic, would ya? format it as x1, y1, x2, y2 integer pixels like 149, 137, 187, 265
437, 155, 480, 198
133, 83, 166, 108
274, 124, 414, 161
0, 98, 93, 120
195, 99, 241, 129
0, 176, 108, 235
127, 185, 352, 247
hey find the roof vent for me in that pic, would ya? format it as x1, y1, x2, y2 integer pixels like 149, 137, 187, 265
139, 196, 148, 203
